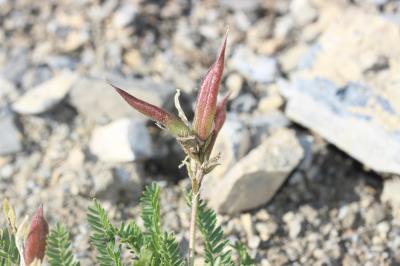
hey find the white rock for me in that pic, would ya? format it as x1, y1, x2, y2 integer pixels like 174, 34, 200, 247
90, 118, 153, 162
226, 73, 243, 98
230, 46, 279, 84
283, 211, 304, 238
281, 78, 400, 175
0, 117, 22, 155
206, 128, 303, 214
281, 9, 400, 175
12, 71, 78, 115
290, 0, 318, 26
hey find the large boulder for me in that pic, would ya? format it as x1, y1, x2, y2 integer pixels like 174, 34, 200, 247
204, 128, 304, 214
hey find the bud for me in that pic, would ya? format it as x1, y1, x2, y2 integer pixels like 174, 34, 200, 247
24, 205, 49, 266
193, 33, 227, 140
112, 85, 191, 137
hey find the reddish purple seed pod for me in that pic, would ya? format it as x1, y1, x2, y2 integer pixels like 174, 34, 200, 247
193, 33, 227, 140
213, 94, 229, 135
24, 205, 49, 265
112, 85, 191, 137
205, 94, 229, 157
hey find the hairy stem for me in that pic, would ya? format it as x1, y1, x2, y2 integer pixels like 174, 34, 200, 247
188, 165, 204, 266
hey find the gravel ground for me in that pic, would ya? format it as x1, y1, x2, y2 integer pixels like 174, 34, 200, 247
1, 0, 400, 265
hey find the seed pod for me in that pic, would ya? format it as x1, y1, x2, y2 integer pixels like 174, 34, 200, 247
113, 85, 191, 137
193, 33, 227, 140
205, 94, 229, 158
24, 205, 49, 266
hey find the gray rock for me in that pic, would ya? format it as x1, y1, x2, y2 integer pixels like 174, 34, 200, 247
369, 0, 389, 5
0, 49, 29, 82
89, 118, 153, 163
206, 128, 304, 214
247, 111, 291, 146
92, 165, 142, 202
202, 114, 251, 198
70, 76, 175, 122
381, 178, 400, 208
112, 4, 138, 28
0, 117, 22, 155
231, 93, 257, 113
0, 77, 17, 100
218, 0, 262, 12
231, 46, 279, 84
364, 203, 386, 225
12, 71, 78, 115
281, 78, 400, 175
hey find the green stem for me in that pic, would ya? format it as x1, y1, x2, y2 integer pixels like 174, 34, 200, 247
188, 165, 204, 266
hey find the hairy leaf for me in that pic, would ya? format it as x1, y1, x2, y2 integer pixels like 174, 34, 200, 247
46, 223, 80, 266
87, 200, 121, 266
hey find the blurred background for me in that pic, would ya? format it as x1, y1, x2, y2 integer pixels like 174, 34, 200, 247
1, 0, 400, 264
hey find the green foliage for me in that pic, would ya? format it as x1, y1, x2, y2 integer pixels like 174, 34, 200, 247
46, 223, 80, 266
87, 200, 122, 266
195, 197, 233, 266
0, 228, 19, 266
186, 193, 253, 266
140, 183, 162, 254
159, 233, 185, 266
234, 242, 254, 266
87, 183, 185, 266
117, 221, 143, 255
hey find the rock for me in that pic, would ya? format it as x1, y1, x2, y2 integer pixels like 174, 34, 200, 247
369, 0, 389, 5
206, 128, 304, 214
280, 11, 400, 174
92, 165, 142, 201
281, 78, 400, 175
0, 77, 17, 100
225, 73, 243, 98
240, 213, 254, 239
248, 235, 261, 249
381, 178, 400, 208
257, 94, 284, 113
230, 93, 257, 113
61, 30, 90, 52
218, 0, 262, 12
274, 16, 295, 39
0, 117, 22, 155
112, 4, 138, 28
70, 76, 175, 122
123, 49, 143, 69
230, 46, 279, 84
0, 49, 29, 83
247, 112, 291, 146
278, 44, 309, 73
364, 203, 386, 225
256, 221, 278, 241
12, 71, 78, 115
289, 0, 318, 26
202, 114, 251, 198
283, 211, 304, 238
89, 118, 153, 163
